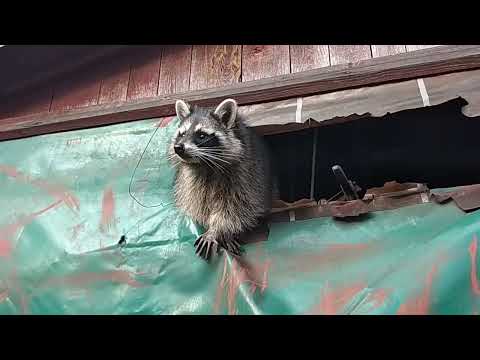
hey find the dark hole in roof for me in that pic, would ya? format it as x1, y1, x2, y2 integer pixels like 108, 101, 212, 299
265, 98, 477, 202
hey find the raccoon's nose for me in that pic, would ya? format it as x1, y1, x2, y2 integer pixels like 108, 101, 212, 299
174, 144, 185, 156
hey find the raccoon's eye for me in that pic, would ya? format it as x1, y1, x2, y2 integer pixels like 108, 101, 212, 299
178, 132, 185, 138
198, 133, 206, 139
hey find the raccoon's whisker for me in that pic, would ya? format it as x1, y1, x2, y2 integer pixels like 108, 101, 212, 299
200, 154, 231, 164
196, 149, 242, 159
198, 155, 217, 172
199, 155, 227, 174
202, 155, 229, 174
166, 154, 182, 167
195, 151, 232, 165
191, 150, 227, 173
201, 155, 228, 173
199, 148, 239, 155
197, 150, 239, 159
193, 150, 229, 164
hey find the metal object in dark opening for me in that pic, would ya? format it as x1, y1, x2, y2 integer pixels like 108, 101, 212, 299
332, 165, 361, 201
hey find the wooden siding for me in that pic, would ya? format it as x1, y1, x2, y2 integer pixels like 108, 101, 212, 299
0, 45, 441, 121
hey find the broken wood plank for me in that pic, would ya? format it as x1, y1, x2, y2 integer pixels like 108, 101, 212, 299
1, 45, 480, 141
371, 45, 406, 58
290, 45, 330, 73
190, 45, 242, 91
329, 45, 372, 65
126, 46, 162, 101
424, 68, 480, 117
301, 79, 424, 123
158, 45, 192, 95
242, 45, 290, 82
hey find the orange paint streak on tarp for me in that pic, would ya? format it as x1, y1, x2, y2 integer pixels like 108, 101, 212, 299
469, 235, 480, 296
282, 243, 370, 275
306, 282, 365, 315
0, 164, 80, 212
154, 116, 175, 128
369, 288, 393, 309
0, 290, 8, 304
99, 187, 116, 235
42, 270, 144, 289
397, 263, 440, 315
0, 200, 63, 258
0, 240, 13, 258
214, 248, 271, 315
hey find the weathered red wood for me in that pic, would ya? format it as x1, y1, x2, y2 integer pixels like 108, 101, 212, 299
329, 45, 372, 65
1, 45, 479, 142
0, 85, 52, 119
126, 46, 162, 101
158, 45, 192, 95
242, 45, 290, 82
50, 67, 102, 111
190, 45, 242, 91
371, 45, 406, 58
98, 56, 131, 104
290, 45, 330, 73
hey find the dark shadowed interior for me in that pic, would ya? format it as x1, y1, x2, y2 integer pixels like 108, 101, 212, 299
265, 98, 480, 202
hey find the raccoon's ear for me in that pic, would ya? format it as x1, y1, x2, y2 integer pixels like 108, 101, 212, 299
175, 100, 192, 121
214, 98, 238, 129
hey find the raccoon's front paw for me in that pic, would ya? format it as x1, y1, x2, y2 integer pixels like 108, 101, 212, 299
223, 239, 243, 257
194, 234, 220, 261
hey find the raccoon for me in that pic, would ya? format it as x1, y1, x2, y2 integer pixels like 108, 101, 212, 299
168, 98, 273, 261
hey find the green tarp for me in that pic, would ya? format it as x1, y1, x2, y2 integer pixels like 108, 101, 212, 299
0, 117, 479, 315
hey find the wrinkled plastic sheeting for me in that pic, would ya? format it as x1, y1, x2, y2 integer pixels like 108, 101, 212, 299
0, 116, 479, 315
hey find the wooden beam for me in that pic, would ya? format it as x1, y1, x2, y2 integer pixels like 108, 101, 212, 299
1, 45, 480, 142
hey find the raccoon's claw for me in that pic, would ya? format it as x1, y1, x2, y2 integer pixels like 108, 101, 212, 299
194, 235, 219, 261
194, 235, 243, 260
221, 238, 243, 257
194, 236, 202, 247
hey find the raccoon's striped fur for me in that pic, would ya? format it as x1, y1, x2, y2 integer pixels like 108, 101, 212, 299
168, 98, 272, 260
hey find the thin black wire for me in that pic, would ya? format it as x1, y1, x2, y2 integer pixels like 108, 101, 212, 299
123, 123, 175, 239
128, 124, 169, 209
125, 123, 217, 238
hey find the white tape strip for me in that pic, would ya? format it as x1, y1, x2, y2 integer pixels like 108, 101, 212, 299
295, 97, 303, 123
421, 193, 429, 203
289, 210, 296, 222
417, 78, 430, 107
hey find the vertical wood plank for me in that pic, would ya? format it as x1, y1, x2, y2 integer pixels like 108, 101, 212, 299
371, 45, 406, 58
158, 45, 192, 95
406, 45, 440, 52
190, 45, 242, 91
329, 45, 372, 65
50, 67, 102, 112
98, 55, 131, 105
126, 46, 162, 101
242, 45, 290, 82
290, 45, 330, 73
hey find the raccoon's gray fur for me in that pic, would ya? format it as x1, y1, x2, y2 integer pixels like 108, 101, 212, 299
168, 98, 272, 260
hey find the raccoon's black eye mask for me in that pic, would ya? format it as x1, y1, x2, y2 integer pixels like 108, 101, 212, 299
194, 132, 218, 147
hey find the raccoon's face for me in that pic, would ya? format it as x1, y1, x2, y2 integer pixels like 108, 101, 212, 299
170, 99, 244, 168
